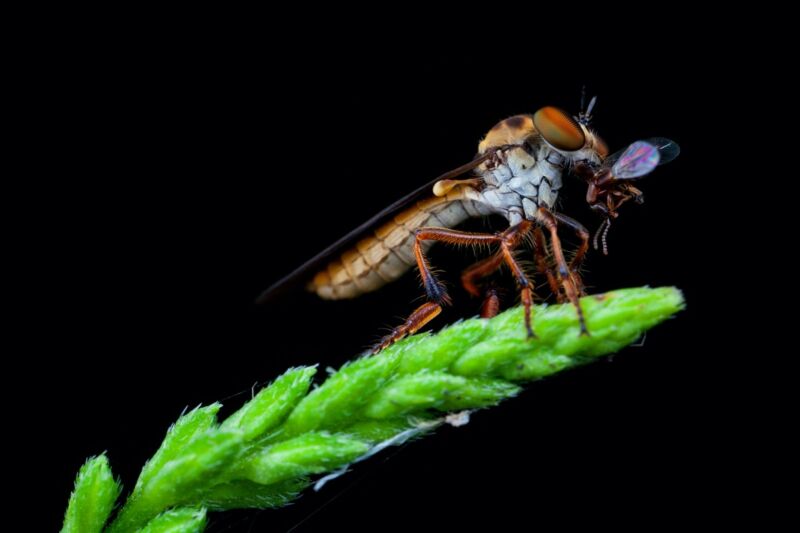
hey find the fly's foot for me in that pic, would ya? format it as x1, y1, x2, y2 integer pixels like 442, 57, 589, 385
371, 302, 442, 354
521, 285, 536, 339
480, 287, 500, 319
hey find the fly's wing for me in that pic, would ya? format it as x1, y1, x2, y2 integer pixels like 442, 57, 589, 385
255, 152, 493, 304
606, 138, 680, 180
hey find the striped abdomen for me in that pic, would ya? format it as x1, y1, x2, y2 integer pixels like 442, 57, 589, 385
309, 192, 473, 299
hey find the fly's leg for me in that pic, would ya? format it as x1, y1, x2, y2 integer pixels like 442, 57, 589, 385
371, 227, 499, 353
537, 208, 589, 335
461, 253, 503, 298
460, 253, 504, 318
480, 287, 501, 318
532, 227, 563, 301
460, 222, 534, 322
372, 223, 535, 353
371, 301, 442, 354
499, 234, 536, 337
552, 212, 590, 296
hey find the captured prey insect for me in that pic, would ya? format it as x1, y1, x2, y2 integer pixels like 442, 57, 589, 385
258, 105, 679, 352
574, 137, 680, 255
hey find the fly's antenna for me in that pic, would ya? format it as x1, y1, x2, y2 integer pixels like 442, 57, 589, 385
587, 95, 597, 118
578, 88, 597, 125
580, 85, 587, 115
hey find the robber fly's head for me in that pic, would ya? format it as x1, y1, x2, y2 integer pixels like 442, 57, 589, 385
531, 106, 609, 167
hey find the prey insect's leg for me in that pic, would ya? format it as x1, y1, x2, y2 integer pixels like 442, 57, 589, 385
537, 208, 589, 335
372, 227, 501, 354
532, 227, 562, 301
552, 212, 590, 296
593, 218, 611, 255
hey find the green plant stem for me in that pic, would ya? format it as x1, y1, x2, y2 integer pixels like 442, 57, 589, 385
61, 286, 684, 533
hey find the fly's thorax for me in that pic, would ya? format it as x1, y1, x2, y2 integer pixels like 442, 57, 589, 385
470, 115, 608, 225
473, 144, 563, 223
478, 115, 536, 154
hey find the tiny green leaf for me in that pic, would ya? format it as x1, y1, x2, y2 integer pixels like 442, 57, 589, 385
135, 404, 221, 494
138, 507, 207, 533
364, 372, 521, 418
501, 287, 686, 380
143, 429, 244, 504
222, 366, 316, 441
234, 432, 370, 485
282, 351, 401, 436
109, 429, 242, 533
395, 318, 490, 375
61, 454, 121, 533
342, 418, 422, 444
200, 478, 310, 510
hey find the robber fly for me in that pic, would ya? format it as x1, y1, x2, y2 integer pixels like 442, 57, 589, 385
258, 104, 679, 352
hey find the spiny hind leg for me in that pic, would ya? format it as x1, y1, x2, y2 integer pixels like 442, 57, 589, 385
372, 227, 503, 353
552, 212, 590, 296
537, 208, 589, 335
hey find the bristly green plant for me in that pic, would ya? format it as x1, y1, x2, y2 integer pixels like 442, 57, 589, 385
61, 286, 684, 533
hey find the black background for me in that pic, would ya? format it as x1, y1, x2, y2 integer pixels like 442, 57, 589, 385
28, 43, 748, 531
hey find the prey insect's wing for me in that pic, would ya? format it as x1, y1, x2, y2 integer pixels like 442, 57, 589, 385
606, 138, 680, 180
643, 137, 680, 165
255, 152, 493, 304
611, 141, 660, 179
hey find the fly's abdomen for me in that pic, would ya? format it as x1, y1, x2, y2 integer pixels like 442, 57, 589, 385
309, 194, 472, 299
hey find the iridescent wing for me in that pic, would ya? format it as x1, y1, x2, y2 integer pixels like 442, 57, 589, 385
606, 138, 680, 180
643, 137, 680, 165
612, 141, 660, 179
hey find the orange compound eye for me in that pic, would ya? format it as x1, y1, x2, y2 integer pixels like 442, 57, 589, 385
533, 106, 586, 151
